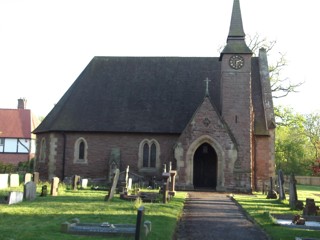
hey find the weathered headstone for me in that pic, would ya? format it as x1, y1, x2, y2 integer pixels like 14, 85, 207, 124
24, 181, 37, 201
303, 198, 317, 215
8, 191, 24, 205
108, 148, 120, 182
162, 172, 170, 203
72, 175, 80, 190
24, 173, 32, 184
33, 172, 39, 184
80, 179, 88, 189
40, 185, 48, 197
0, 174, 9, 189
105, 169, 120, 201
289, 173, 303, 210
9, 173, 20, 187
51, 177, 60, 196
266, 177, 277, 199
278, 169, 286, 200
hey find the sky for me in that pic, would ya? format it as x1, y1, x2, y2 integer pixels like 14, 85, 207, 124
0, 0, 319, 117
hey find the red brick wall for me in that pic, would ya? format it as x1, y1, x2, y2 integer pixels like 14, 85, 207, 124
0, 153, 30, 165
35, 132, 178, 181
220, 54, 254, 191
254, 132, 275, 190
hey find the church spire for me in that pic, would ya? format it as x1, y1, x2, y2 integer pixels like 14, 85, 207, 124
220, 0, 252, 58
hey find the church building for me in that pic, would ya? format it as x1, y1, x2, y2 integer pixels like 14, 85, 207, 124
34, 0, 275, 192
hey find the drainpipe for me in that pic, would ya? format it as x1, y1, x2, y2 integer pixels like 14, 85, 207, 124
62, 132, 66, 180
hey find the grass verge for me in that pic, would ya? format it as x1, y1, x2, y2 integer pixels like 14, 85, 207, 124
233, 184, 320, 240
0, 185, 186, 240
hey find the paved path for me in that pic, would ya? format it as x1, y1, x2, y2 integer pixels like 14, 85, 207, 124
174, 192, 269, 240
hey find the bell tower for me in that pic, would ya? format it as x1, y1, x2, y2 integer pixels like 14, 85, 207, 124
220, 0, 253, 192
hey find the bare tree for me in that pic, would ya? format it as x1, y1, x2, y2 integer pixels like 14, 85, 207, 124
247, 33, 304, 99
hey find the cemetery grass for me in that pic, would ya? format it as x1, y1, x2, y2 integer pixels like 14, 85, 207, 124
234, 184, 320, 240
0, 184, 187, 240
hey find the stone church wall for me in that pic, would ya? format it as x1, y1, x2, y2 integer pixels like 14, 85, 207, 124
35, 132, 178, 182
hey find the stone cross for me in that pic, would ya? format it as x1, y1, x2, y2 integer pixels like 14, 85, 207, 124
204, 77, 211, 96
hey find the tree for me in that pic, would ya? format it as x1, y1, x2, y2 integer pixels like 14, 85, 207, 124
247, 33, 304, 99
304, 113, 320, 159
275, 106, 313, 175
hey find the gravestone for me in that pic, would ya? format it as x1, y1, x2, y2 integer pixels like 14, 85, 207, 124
266, 177, 277, 199
108, 148, 120, 182
128, 178, 132, 190
8, 191, 24, 205
169, 170, 177, 196
40, 185, 48, 197
25, 173, 32, 184
33, 172, 39, 184
105, 169, 120, 201
24, 181, 37, 201
303, 198, 318, 215
162, 173, 170, 203
289, 173, 303, 210
10, 174, 20, 187
80, 179, 88, 189
72, 175, 80, 190
125, 166, 129, 188
278, 169, 286, 200
0, 174, 9, 189
51, 177, 60, 196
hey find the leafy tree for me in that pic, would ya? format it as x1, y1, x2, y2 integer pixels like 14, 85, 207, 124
303, 113, 320, 159
275, 107, 315, 175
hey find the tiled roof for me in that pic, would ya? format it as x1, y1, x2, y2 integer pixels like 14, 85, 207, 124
34, 56, 269, 135
0, 109, 32, 138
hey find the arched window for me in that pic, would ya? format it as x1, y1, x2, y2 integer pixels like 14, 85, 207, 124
143, 143, 149, 167
39, 138, 46, 162
74, 138, 88, 163
139, 139, 160, 170
79, 141, 85, 160
150, 143, 156, 168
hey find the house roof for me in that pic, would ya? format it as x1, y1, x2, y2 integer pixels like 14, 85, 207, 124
34, 56, 270, 135
0, 109, 32, 138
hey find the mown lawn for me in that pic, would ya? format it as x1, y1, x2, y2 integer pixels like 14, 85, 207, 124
0, 184, 186, 240
234, 184, 320, 240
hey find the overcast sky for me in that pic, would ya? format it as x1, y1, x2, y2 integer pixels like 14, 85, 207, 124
0, 0, 319, 116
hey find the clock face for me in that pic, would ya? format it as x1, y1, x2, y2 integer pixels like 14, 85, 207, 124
229, 55, 244, 70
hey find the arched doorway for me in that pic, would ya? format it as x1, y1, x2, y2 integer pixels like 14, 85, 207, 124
193, 143, 217, 189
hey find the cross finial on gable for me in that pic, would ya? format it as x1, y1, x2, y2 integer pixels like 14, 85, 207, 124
204, 77, 211, 97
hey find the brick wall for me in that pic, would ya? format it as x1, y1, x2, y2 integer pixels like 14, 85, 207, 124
35, 132, 178, 181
